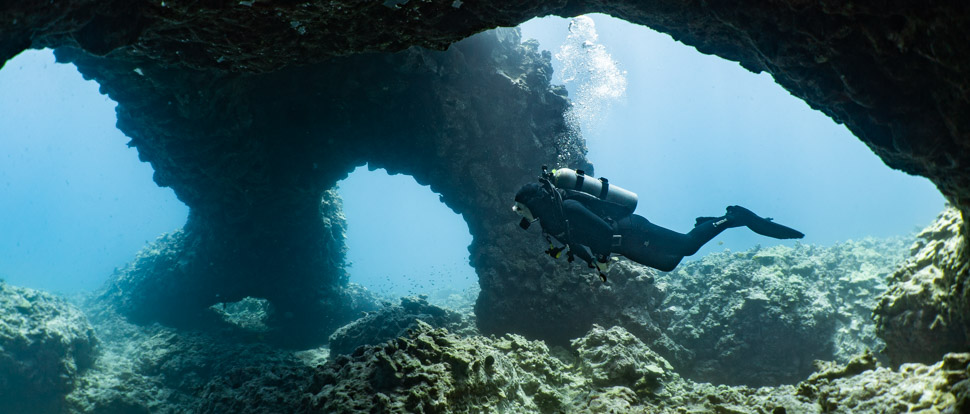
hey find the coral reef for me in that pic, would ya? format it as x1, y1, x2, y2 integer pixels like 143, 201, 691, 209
328, 295, 476, 357
655, 238, 910, 386
0, 283, 97, 413
797, 351, 970, 413
875, 206, 970, 366
66, 298, 329, 413
0, 230, 962, 413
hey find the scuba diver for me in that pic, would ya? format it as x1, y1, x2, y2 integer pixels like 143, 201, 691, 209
513, 167, 804, 281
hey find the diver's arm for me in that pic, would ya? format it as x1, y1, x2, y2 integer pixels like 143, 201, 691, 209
561, 199, 613, 257
568, 243, 596, 267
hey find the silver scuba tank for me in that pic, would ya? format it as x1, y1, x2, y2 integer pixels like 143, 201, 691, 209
552, 168, 638, 215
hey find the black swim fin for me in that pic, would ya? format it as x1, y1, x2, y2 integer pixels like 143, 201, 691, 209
726, 205, 804, 239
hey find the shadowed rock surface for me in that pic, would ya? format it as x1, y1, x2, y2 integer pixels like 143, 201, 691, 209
875, 206, 970, 366
0, 229, 964, 412
2, 1, 968, 214
328, 295, 476, 357
57, 28, 588, 342
62, 306, 970, 413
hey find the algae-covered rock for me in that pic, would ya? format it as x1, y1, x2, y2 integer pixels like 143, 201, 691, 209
0, 283, 98, 413
656, 237, 910, 386
209, 296, 273, 333
874, 206, 970, 366
328, 295, 476, 357
63, 299, 967, 413
570, 324, 674, 396
67, 300, 329, 414
304, 320, 582, 413
797, 352, 969, 412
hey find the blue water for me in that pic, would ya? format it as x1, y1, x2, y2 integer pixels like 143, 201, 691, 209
521, 15, 944, 258
0, 14, 945, 297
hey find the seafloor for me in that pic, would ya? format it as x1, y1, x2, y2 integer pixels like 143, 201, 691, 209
2, 208, 968, 413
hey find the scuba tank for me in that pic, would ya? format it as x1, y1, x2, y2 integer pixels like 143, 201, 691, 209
546, 167, 638, 217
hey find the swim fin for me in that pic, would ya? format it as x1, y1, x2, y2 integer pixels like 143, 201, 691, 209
726, 205, 804, 239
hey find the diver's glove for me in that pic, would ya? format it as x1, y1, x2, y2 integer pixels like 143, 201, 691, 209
595, 257, 610, 283
545, 244, 565, 259
595, 259, 610, 273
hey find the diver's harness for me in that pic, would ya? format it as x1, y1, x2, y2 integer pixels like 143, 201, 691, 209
532, 165, 636, 282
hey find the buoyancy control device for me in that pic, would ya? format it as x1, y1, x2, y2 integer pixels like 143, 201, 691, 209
545, 167, 638, 217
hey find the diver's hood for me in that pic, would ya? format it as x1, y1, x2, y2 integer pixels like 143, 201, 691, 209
514, 182, 543, 206
514, 183, 545, 230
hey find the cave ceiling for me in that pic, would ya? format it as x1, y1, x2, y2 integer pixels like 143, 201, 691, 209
2, 1, 968, 211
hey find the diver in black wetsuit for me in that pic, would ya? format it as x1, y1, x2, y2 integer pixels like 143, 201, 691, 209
512, 167, 804, 281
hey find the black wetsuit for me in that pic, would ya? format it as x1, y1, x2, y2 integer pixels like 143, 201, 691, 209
520, 182, 736, 272
559, 193, 732, 272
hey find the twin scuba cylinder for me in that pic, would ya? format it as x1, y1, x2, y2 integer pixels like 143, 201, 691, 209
542, 166, 639, 217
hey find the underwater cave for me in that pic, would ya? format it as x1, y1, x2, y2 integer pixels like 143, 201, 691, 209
1, 1, 969, 412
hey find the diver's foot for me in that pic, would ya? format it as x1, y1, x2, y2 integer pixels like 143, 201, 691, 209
726, 205, 804, 239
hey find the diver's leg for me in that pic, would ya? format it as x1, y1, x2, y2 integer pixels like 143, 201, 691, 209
619, 244, 684, 272
619, 214, 734, 257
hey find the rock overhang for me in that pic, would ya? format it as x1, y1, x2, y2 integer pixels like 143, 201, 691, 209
3, 2, 965, 212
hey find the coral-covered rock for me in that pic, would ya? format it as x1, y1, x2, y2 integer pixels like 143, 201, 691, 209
656, 237, 910, 386
571, 324, 674, 396
64, 298, 969, 413
875, 206, 970, 366
305, 320, 580, 413
0, 283, 97, 413
798, 352, 969, 412
328, 295, 475, 357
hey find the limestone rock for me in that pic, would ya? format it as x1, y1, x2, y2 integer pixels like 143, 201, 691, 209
0, 283, 98, 413
797, 352, 970, 412
656, 237, 910, 386
875, 206, 970, 366
62, 300, 968, 413
328, 295, 475, 357
570, 324, 674, 396
304, 320, 580, 413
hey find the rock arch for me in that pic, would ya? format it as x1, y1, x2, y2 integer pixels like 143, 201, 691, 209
64, 29, 592, 344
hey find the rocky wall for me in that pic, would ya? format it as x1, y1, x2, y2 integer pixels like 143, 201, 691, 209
875, 206, 970, 366
56, 28, 589, 343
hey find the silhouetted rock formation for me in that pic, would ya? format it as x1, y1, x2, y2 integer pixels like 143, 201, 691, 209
54, 28, 587, 342
3, 1, 968, 215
